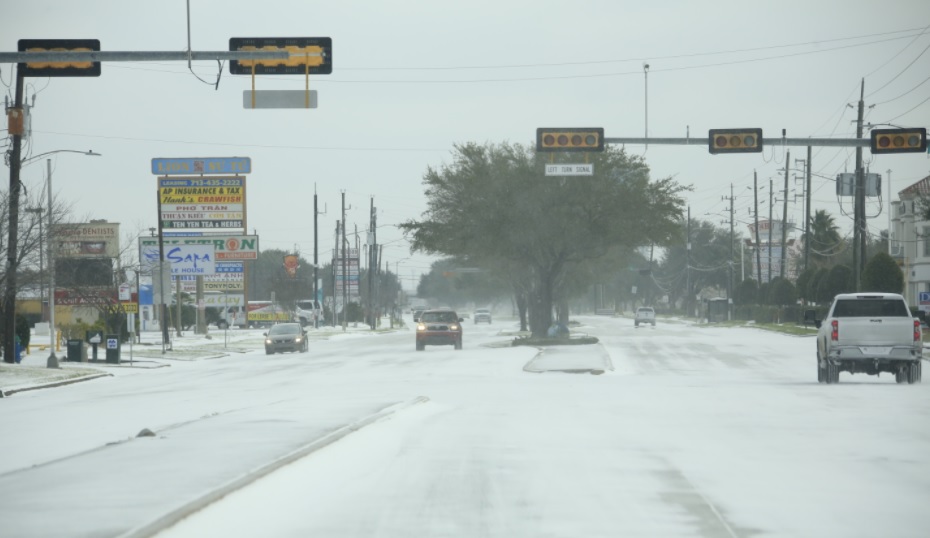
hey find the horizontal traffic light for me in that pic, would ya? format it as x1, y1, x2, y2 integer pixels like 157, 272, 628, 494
708, 128, 763, 154
229, 37, 333, 75
536, 128, 605, 152
870, 128, 927, 154
18, 39, 101, 77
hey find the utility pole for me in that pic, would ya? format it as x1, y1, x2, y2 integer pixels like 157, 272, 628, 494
686, 206, 691, 317
368, 197, 376, 329
2, 68, 25, 364
313, 187, 319, 328
754, 171, 762, 284
768, 178, 773, 283
805, 146, 812, 274
728, 184, 734, 320
781, 150, 790, 279
333, 220, 339, 328
854, 78, 866, 290
341, 191, 347, 332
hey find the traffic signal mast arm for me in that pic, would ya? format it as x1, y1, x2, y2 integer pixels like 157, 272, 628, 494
602, 136, 869, 148
0, 50, 292, 63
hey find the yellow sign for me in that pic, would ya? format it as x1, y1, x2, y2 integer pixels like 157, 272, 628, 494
120, 302, 139, 314
160, 186, 244, 205
248, 312, 291, 321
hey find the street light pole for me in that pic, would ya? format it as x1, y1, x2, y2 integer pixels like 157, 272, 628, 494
45, 159, 58, 367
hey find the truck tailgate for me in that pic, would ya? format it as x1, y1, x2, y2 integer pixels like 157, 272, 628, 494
837, 318, 914, 345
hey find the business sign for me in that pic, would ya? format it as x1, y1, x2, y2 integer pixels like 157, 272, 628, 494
158, 177, 246, 229
202, 294, 245, 307
152, 157, 251, 175
919, 292, 930, 306
52, 222, 120, 258
140, 235, 259, 260
120, 302, 139, 314
164, 244, 216, 276
544, 163, 594, 176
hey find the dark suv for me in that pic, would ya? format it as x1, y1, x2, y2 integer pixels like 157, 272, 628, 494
264, 323, 308, 354
416, 309, 463, 350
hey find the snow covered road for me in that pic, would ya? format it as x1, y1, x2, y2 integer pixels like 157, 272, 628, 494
2, 316, 928, 537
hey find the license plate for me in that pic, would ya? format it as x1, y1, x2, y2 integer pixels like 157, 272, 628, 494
859, 346, 892, 355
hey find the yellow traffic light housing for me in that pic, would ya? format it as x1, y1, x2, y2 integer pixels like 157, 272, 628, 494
708, 128, 763, 154
18, 39, 101, 77
536, 128, 605, 152
870, 128, 927, 154
229, 37, 332, 75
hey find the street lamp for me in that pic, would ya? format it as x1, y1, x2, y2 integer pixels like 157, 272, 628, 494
5, 149, 101, 368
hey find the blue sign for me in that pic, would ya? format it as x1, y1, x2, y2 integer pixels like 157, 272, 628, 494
152, 157, 251, 175
920, 292, 930, 305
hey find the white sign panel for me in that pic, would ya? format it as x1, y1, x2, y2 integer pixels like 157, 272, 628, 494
545, 163, 594, 176
165, 244, 216, 276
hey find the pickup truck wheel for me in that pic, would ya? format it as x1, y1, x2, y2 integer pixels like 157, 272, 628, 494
416, 341, 424, 351
634, 321, 639, 327
817, 353, 825, 383
907, 363, 920, 384
825, 361, 839, 384
895, 368, 907, 384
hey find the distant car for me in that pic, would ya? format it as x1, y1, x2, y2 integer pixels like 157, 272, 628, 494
635, 307, 656, 327
473, 308, 492, 324
264, 323, 308, 355
412, 307, 426, 322
416, 308, 464, 350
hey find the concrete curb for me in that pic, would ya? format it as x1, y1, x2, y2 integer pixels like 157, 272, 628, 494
116, 395, 431, 538
1, 372, 113, 397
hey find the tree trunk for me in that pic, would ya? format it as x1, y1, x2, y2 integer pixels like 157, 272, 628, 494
515, 292, 528, 332
529, 269, 554, 338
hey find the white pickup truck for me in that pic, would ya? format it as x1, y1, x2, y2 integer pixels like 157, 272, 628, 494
634, 306, 656, 327
814, 293, 923, 384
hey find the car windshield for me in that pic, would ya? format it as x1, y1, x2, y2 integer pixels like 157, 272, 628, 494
269, 324, 300, 335
421, 311, 458, 323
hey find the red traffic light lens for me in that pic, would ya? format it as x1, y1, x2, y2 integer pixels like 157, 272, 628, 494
878, 136, 890, 148
715, 135, 728, 147
557, 134, 569, 146
543, 134, 555, 146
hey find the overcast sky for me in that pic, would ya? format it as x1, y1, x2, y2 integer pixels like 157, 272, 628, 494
3, 0, 929, 290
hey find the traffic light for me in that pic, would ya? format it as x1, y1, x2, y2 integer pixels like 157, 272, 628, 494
229, 37, 332, 75
536, 128, 605, 152
708, 128, 763, 154
18, 39, 101, 77
870, 128, 927, 154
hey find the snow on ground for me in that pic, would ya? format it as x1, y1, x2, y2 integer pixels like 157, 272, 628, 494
1, 315, 928, 538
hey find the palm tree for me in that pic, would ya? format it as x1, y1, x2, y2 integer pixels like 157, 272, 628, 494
803, 209, 843, 268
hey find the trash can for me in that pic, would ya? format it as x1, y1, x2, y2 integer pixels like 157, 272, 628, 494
104, 334, 120, 364
66, 339, 86, 362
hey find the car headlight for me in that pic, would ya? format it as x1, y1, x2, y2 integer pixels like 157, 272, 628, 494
265, 339, 272, 345
417, 323, 426, 331
450, 324, 460, 331
295, 337, 302, 343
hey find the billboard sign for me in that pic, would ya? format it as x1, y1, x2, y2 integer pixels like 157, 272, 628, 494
152, 158, 251, 175
139, 235, 258, 260
158, 177, 246, 229
53, 222, 120, 258
165, 244, 216, 276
